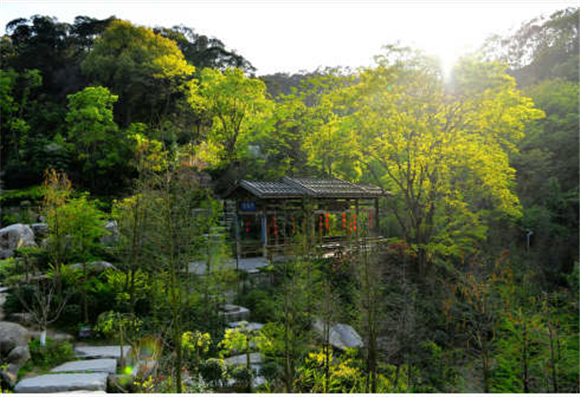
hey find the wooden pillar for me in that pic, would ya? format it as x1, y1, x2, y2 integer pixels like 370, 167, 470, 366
262, 205, 268, 259
355, 199, 360, 239
374, 198, 380, 237
235, 201, 240, 271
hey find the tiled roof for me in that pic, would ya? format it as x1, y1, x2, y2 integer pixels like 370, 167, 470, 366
228, 177, 386, 199
239, 180, 304, 198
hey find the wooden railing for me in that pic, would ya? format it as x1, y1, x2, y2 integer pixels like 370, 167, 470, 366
236, 235, 388, 260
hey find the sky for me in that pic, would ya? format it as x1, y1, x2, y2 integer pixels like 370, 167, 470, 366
0, 0, 576, 76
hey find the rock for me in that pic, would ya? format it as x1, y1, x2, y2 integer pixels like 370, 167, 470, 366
0, 323, 30, 389
0, 224, 37, 259
0, 363, 20, 388
30, 223, 49, 240
0, 321, 30, 355
101, 221, 119, 245
75, 345, 132, 363
10, 312, 34, 326
14, 372, 109, 393
227, 321, 264, 332
51, 358, 117, 374
7, 345, 30, 366
313, 319, 364, 351
224, 352, 262, 367
219, 304, 250, 322
0, 289, 7, 322
69, 261, 115, 273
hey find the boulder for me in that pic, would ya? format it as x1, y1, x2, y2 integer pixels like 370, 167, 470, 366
7, 345, 30, 366
30, 223, 49, 240
0, 321, 30, 355
313, 319, 364, 351
10, 312, 34, 326
0, 224, 37, 259
69, 261, 115, 273
51, 358, 117, 374
0, 363, 19, 389
14, 372, 109, 393
101, 221, 119, 245
0, 340, 30, 389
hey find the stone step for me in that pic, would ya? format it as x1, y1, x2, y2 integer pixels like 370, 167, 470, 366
51, 359, 117, 374
227, 321, 264, 332
74, 346, 131, 363
219, 304, 250, 322
14, 372, 108, 393
224, 352, 262, 366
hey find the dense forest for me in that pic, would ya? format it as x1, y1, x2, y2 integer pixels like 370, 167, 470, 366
0, 7, 578, 393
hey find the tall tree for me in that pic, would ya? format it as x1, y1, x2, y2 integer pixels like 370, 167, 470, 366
156, 25, 255, 73
82, 19, 195, 127
327, 47, 544, 272
65, 85, 131, 193
190, 67, 273, 171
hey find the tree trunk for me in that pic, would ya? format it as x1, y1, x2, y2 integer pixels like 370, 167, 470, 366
522, 319, 529, 393
119, 323, 125, 370
482, 353, 490, 393
83, 262, 89, 324
40, 329, 47, 347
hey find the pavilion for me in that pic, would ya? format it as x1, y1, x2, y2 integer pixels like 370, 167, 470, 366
223, 177, 388, 262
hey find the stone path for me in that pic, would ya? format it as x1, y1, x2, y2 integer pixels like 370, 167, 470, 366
51, 359, 117, 374
219, 304, 250, 322
14, 372, 109, 393
14, 346, 130, 393
74, 346, 131, 363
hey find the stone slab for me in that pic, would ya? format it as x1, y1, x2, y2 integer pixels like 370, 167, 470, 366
219, 305, 250, 322
14, 372, 108, 393
51, 358, 117, 374
75, 345, 131, 362
224, 352, 262, 366
227, 321, 264, 332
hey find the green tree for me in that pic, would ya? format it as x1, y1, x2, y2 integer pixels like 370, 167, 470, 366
481, 7, 579, 85
82, 19, 195, 127
0, 68, 42, 167
190, 67, 273, 170
337, 48, 543, 272
65, 85, 131, 193
59, 194, 106, 323
42, 169, 74, 270
354, 243, 384, 392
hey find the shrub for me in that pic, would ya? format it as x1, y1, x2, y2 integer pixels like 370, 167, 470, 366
259, 361, 283, 384
3, 284, 34, 318
29, 338, 75, 370
230, 365, 254, 391
237, 288, 276, 323
199, 358, 226, 387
